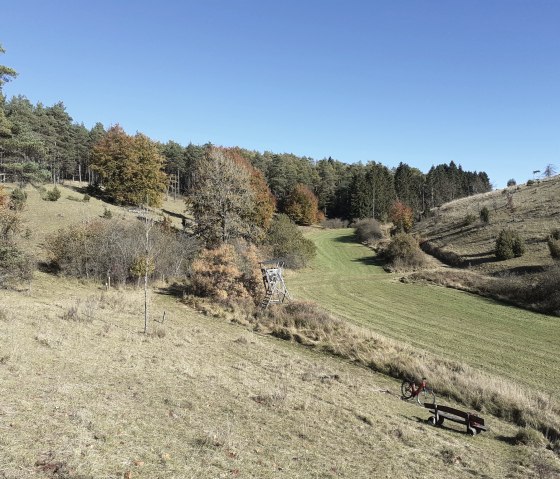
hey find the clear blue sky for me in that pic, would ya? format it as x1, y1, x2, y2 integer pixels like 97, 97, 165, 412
2, 0, 559, 188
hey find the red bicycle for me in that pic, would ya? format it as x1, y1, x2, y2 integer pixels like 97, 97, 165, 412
401, 377, 436, 405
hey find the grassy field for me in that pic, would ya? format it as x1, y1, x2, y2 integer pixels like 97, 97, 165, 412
288, 228, 560, 398
1, 183, 559, 477
4, 273, 553, 478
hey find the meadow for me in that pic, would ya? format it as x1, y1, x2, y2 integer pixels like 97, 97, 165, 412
3, 271, 547, 478
1, 183, 559, 477
288, 228, 560, 398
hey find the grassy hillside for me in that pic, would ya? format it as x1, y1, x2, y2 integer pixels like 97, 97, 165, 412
2, 182, 187, 258
414, 176, 560, 275
288, 228, 560, 399
1, 181, 559, 477
2, 272, 559, 478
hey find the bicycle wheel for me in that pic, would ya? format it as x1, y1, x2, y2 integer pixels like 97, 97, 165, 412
401, 380, 414, 399
416, 387, 436, 406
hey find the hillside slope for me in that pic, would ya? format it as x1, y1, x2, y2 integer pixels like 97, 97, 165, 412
2, 272, 559, 478
414, 177, 560, 275
1, 181, 559, 477
288, 229, 560, 398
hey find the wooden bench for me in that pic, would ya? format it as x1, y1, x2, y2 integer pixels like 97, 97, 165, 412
424, 403, 487, 435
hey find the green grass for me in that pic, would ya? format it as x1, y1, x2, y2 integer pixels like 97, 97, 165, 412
288, 228, 560, 397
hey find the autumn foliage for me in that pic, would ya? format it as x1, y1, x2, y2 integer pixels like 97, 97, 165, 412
92, 125, 167, 206
190, 241, 263, 304
284, 183, 319, 226
389, 200, 414, 233
221, 147, 276, 232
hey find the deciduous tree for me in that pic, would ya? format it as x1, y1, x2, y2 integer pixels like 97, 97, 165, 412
91, 125, 167, 206
285, 183, 319, 225
389, 200, 414, 233
188, 148, 257, 246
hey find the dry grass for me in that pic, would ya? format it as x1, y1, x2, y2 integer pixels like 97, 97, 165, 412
254, 301, 560, 444
415, 176, 560, 275
2, 272, 559, 478
412, 178, 560, 315
1, 182, 188, 260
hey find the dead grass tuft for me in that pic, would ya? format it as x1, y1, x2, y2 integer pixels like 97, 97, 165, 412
252, 384, 288, 407
514, 427, 547, 447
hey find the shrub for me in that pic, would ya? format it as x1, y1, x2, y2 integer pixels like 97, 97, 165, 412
44, 186, 61, 202
265, 214, 316, 269
514, 427, 546, 447
9, 188, 27, 211
527, 179, 535, 186
0, 186, 8, 208
45, 219, 199, 284
0, 208, 24, 241
495, 229, 525, 260
480, 206, 490, 224
102, 207, 113, 219
82, 194, 91, 202
507, 178, 517, 187
548, 229, 560, 259
321, 218, 349, 229
259, 301, 348, 344
0, 241, 34, 287
190, 242, 262, 304
383, 233, 426, 270
353, 218, 383, 244
463, 213, 476, 226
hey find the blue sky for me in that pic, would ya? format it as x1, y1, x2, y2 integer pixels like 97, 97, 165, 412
2, 0, 559, 188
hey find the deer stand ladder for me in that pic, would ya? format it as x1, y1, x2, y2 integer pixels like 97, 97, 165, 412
260, 261, 291, 309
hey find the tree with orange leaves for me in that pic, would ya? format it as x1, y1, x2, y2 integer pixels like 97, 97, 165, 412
389, 200, 414, 233
285, 183, 320, 226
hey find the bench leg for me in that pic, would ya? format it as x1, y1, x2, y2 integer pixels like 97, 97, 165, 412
467, 426, 478, 436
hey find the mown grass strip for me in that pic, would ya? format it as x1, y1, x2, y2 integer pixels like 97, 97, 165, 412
288, 228, 560, 397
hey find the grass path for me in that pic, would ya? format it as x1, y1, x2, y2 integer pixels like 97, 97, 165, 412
288, 228, 560, 396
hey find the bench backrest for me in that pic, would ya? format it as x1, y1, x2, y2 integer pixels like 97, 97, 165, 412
424, 403, 485, 426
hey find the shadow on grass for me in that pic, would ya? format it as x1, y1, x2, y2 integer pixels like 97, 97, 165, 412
352, 255, 385, 267
162, 209, 187, 220
37, 261, 59, 275
70, 184, 117, 204
492, 265, 547, 276
460, 253, 496, 267
333, 233, 358, 244
495, 434, 517, 446
157, 282, 187, 298
407, 415, 480, 437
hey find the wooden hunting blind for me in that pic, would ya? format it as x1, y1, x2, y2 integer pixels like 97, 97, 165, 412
260, 260, 290, 309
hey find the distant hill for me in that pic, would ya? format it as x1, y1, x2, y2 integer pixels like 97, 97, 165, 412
415, 176, 560, 276
411, 176, 560, 316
